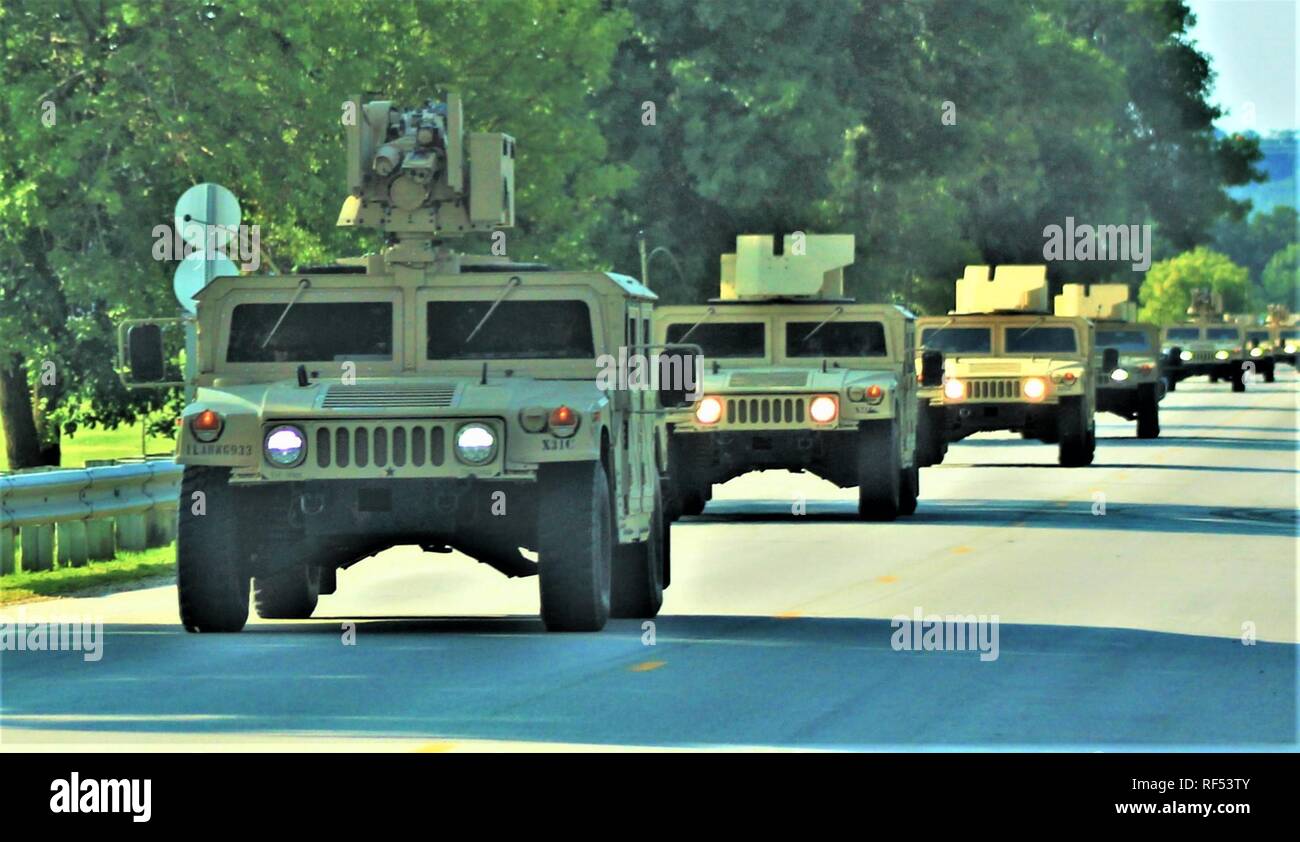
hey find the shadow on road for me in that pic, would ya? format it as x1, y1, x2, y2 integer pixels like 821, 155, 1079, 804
955, 435, 1298, 452
0, 615, 1293, 748
963, 462, 1299, 476
683, 498, 1298, 537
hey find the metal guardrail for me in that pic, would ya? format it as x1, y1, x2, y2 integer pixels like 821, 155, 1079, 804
0, 459, 182, 576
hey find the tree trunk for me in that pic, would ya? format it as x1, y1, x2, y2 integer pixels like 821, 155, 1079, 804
0, 353, 55, 469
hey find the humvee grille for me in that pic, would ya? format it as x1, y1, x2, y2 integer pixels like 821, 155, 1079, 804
966, 379, 1022, 400
314, 423, 447, 469
322, 385, 457, 409
728, 372, 810, 388
725, 396, 807, 426
1186, 350, 1218, 363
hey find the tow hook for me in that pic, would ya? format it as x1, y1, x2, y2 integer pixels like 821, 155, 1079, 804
298, 493, 325, 516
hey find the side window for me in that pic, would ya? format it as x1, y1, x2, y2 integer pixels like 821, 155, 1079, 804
903, 323, 915, 376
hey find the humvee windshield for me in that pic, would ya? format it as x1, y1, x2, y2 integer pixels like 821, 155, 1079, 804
1281, 329, 1300, 340
665, 322, 765, 358
1004, 326, 1077, 354
1206, 327, 1241, 342
1166, 327, 1200, 341
786, 322, 886, 357
426, 299, 595, 360
1096, 329, 1152, 352
1246, 331, 1270, 345
921, 326, 992, 354
227, 302, 393, 362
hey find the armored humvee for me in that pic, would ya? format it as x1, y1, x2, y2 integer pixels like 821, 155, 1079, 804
653, 235, 941, 522
120, 95, 694, 632
916, 265, 1098, 467
1160, 289, 1250, 392
1055, 284, 1162, 438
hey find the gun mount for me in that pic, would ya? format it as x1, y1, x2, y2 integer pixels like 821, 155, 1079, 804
337, 93, 515, 265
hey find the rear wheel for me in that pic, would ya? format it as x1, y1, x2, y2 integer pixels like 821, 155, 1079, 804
1058, 398, 1094, 467
177, 467, 250, 633
857, 421, 900, 521
1136, 384, 1160, 439
538, 461, 612, 631
611, 484, 665, 619
899, 462, 919, 516
253, 562, 321, 619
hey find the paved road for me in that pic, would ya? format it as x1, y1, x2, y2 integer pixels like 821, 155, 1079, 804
2, 372, 1296, 750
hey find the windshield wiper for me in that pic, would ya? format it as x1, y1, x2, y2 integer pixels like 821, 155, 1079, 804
921, 317, 956, 348
799, 306, 844, 344
675, 306, 717, 343
260, 278, 312, 349
464, 275, 522, 345
1012, 316, 1046, 342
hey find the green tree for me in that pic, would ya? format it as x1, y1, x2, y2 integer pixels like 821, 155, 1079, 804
1261, 244, 1299, 310
1211, 204, 1298, 287
1137, 247, 1250, 324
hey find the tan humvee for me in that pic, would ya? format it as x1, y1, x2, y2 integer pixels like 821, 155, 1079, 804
1055, 284, 1162, 438
916, 265, 1098, 466
1271, 306, 1299, 368
1160, 292, 1251, 392
653, 234, 940, 521
120, 95, 692, 633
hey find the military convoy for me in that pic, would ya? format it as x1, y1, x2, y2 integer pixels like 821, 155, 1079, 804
654, 235, 942, 521
121, 95, 695, 632
1055, 284, 1163, 438
917, 266, 1099, 467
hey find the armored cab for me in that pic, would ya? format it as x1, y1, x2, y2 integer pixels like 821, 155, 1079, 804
121, 95, 693, 633
653, 234, 936, 521
1055, 284, 1162, 438
916, 265, 1097, 466
1160, 290, 1250, 392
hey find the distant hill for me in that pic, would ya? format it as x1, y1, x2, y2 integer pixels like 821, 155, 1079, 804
1225, 131, 1297, 213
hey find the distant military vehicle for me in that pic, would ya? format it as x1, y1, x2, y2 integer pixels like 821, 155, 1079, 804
120, 94, 694, 633
654, 234, 942, 521
1272, 306, 1299, 368
1055, 284, 1162, 438
917, 265, 1099, 467
1160, 290, 1249, 392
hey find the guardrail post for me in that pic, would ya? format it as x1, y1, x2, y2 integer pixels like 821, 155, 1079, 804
57, 521, 89, 567
145, 507, 175, 547
85, 519, 116, 560
116, 515, 148, 552
0, 528, 14, 575
20, 524, 54, 571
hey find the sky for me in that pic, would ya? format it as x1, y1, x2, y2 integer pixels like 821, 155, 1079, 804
1186, 0, 1297, 134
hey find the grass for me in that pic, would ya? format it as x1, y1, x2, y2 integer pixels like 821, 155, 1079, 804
0, 422, 175, 471
0, 545, 175, 605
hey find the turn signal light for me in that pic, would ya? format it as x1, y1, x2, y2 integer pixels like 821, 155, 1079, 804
549, 405, 580, 437
191, 409, 223, 443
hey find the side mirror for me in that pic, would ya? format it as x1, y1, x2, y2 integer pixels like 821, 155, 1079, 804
1101, 347, 1120, 374
1166, 346, 1183, 368
657, 350, 699, 409
127, 323, 166, 383
919, 349, 945, 387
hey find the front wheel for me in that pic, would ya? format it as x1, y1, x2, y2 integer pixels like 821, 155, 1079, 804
538, 461, 613, 631
177, 467, 250, 633
1136, 385, 1160, 439
857, 421, 900, 521
1230, 365, 1246, 393
1058, 398, 1095, 467
899, 462, 919, 516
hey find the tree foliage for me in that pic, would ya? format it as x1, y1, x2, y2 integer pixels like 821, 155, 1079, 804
1137, 247, 1250, 324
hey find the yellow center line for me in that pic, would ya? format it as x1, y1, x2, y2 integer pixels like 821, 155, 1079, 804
629, 660, 666, 672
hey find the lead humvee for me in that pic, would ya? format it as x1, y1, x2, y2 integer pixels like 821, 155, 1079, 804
653, 235, 942, 522
1055, 284, 1163, 438
120, 94, 694, 633
916, 265, 1099, 467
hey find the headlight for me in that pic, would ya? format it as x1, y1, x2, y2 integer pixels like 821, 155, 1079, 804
1023, 377, 1047, 400
1286, 344, 1296, 354
809, 395, 838, 423
943, 378, 965, 400
1214, 350, 1229, 360
454, 423, 497, 465
695, 396, 723, 425
1110, 368, 1130, 382
264, 425, 306, 468
1250, 347, 1263, 357
1180, 350, 1193, 361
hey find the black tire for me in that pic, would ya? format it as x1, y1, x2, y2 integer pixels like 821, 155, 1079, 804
1165, 376, 1176, 393
253, 563, 321, 619
538, 461, 612, 631
611, 484, 665, 619
177, 467, 250, 633
1263, 360, 1276, 383
857, 421, 900, 521
1230, 365, 1246, 393
916, 403, 944, 467
669, 436, 710, 517
899, 462, 919, 516
679, 486, 707, 517
1058, 398, 1093, 467
1136, 384, 1160, 439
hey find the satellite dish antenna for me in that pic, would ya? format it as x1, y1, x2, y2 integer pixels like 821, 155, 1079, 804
173, 250, 238, 314
174, 183, 241, 251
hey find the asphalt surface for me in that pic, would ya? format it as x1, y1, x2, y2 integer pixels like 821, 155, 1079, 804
2, 372, 1296, 750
